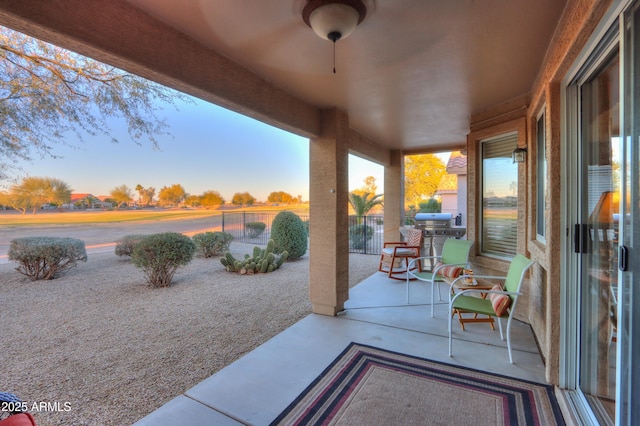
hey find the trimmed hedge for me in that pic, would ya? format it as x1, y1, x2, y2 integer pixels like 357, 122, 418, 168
115, 234, 147, 257
349, 224, 374, 250
192, 231, 233, 258
245, 221, 266, 238
131, 232, 196, 287
8, 236, 87, 280
270, 211, 307, 260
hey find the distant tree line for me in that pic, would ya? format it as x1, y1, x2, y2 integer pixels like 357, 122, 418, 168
0, 177, 72, 214
0, 176, 304, 214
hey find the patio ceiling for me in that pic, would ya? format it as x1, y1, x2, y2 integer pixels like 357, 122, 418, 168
0, 0, 567, 153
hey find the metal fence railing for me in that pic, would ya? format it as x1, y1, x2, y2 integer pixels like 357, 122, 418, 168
219, 212, 383, 255
348, 215, 384, 255
220, 211, 307, 246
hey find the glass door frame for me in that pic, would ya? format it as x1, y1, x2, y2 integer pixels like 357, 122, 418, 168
619, 2, 640, 421
561, 0, 638, 424
562, 40, 619, 426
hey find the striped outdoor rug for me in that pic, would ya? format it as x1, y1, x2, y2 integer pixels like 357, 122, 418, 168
271, 342, 565, 425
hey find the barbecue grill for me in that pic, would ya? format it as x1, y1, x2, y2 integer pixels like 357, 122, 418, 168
413, 213, 466, 269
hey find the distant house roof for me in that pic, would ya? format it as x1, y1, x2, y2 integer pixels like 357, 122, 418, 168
66, 193, 111, 207
69, 193, 95, 202
436, 174, 457, 194
446, 151, 467, 175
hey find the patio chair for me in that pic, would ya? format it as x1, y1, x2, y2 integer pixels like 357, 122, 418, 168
378, 228, 423, 280
448, 253, 535, 363
406, 238, 474, 317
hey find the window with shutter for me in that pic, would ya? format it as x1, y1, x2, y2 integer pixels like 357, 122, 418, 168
536, 112, 547, 241
480, 133, 518, 258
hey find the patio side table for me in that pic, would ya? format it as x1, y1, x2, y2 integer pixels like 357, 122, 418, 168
444, 276, 495, 331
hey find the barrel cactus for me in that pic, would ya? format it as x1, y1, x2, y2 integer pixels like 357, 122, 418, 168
270, 211, 308, 260
220, 239, 288, 274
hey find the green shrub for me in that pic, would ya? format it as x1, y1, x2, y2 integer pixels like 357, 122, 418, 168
131, 232, 196, 287
192, 231, 233, 257
418, 198, 441, 213
270, 211, 307, 260
349, 224, 374, 250
115, 234, 147, 257
8, 236, 87, 280
245, 221, 266, 238
405, 206, 417, 225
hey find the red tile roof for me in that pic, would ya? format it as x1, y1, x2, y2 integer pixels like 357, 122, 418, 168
446, 151, 467, 173
69, 193, 94, 202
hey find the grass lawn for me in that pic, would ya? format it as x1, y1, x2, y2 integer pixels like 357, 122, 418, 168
0, 205, 309, 227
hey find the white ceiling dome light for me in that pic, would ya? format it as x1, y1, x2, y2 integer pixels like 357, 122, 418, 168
302, 0, 367, 42
302, 0, 367, 73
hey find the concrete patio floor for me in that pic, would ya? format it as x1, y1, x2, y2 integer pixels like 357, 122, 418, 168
134, 271, 550, 425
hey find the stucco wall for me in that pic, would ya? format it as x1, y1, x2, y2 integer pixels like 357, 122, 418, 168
526, 0, 613, 384
465, 0, 615, 384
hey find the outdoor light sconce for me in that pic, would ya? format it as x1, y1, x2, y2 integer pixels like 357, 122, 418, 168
302, 0, 367, 73
512, 147, 527, 163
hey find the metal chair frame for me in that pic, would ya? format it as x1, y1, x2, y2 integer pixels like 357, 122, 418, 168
448, 253, 534, 363
406, 238, 474, 317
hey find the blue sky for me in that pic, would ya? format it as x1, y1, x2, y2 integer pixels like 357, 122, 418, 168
16, 95, 385, 202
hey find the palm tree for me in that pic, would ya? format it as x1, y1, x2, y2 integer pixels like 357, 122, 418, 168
135, 184, 144, 205
349, 192, 383, 224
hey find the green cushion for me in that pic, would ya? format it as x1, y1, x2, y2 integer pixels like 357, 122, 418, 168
411, 271, 444, 281
452, 295, 500, 317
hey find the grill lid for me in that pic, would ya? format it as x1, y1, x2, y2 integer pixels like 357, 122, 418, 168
414, 213, 452, 222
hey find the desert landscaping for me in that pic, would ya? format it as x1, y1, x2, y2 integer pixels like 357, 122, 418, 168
0, 212, 378, 425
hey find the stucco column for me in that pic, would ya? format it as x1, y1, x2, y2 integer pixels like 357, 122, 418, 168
384, 150, 403, 242
309, 109, 350, 316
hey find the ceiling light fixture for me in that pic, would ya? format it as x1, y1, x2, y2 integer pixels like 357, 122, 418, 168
302, 0, 367, 74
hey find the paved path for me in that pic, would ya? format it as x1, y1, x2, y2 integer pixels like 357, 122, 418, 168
0, 215, 223, 265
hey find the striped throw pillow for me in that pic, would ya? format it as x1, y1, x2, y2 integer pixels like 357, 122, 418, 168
489, 285, 511, 316
435, 261, 463, 278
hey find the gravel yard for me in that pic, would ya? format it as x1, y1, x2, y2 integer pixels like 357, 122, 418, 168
0, 239, 377, 425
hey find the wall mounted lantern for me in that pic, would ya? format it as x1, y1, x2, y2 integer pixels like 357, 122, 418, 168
512, 147, 527, 163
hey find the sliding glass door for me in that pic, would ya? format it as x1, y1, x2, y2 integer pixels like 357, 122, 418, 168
566, 2, 639, 424
576, 44, 620, 426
